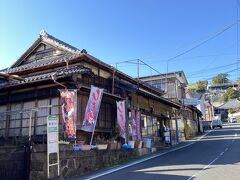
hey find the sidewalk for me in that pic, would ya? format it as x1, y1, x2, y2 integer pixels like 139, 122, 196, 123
60, 132, 209, 180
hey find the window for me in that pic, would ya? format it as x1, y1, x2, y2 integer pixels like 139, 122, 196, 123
0, 105, 7, 136
141, 114, 158, 136
9, 103, 22, 137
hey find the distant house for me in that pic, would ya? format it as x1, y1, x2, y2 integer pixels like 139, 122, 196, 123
139, 71, 188, 103
208, 82, 239, 93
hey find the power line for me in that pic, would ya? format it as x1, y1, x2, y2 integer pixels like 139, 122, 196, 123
187, 62, 238, 76
188, 67, 240, 81
165, 20, 240, 62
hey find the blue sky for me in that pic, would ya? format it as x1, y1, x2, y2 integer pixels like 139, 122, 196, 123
0, 0, 239, 83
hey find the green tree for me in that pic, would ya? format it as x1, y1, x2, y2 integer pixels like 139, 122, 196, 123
196, 80, 208, 93
222, 88, 240, 102
188, 80, 208, 94
212, 73, 229, 84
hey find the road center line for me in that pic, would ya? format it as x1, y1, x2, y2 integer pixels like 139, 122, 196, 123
186, 132, 236, 180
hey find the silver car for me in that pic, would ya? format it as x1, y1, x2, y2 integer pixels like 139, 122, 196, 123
211, 119, 222, 129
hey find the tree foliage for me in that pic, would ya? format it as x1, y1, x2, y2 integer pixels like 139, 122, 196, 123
212, 73, 229, 84
188, 80, 208, 94
222, 88, 240, 102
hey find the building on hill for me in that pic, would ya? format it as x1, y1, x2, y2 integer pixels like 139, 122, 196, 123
139, 71, 188, 104
208, 81, 239, 93
0, 30, 182, 146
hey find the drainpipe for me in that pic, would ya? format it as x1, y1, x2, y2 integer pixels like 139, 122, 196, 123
112, 69, 116, 94
64, 59, 69, 69
175, 109, 179, 144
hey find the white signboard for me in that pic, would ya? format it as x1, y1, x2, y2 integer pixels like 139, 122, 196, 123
47, 115, 59, 154
47, 115, 60, 178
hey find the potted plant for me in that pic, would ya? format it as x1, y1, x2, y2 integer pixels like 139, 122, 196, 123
96, 136, 108, 150
108, 140, 117, 150
134, 139, 143, 149
128, 136, 135, 149
110, 125, 121, 150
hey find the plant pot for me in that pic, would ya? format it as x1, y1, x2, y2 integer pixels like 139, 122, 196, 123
96, 144, 108, 150
59, 140, 70, 145
128, 140, 135, 149
77, 140, 85, 145
116, 142, 121, 149
80, 144, 91, 151
108, 142, 117, 150
137, 141, 143, 149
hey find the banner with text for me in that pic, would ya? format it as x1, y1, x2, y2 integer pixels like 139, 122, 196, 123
117, 100, 126, 140
136, 110, 141, 140
60, 89, 77, 140
82, 86, 103, 132
131, 110, 137, 140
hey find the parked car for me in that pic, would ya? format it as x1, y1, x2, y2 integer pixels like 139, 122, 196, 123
229, 117, 237, 123
202, 120, 212, 130
211, 119, 222, 129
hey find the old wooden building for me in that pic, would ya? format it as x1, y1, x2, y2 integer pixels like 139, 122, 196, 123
0, 31, 181, 144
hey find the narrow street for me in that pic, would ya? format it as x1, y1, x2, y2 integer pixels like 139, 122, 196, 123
83, 123, 240, 180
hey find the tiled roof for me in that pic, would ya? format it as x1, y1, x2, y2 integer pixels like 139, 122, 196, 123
3, 53, 82, 74
40, 30, 81, 54
218, 98, 240, 109
11, 30, 82, 68
0, 65, 90, 87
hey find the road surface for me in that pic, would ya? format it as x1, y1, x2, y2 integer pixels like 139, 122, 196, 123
83, 123, 240, 180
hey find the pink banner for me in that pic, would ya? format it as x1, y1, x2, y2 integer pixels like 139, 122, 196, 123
82, 86, 103, 132
136, 110, 141, 140
60, 89, 77, 140
117, 100, 126, 140
131, 110, 137, 140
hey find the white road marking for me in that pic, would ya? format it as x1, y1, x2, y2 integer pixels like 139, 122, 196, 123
84, 131, 212, 180
186, 147, 229, 180
186, 131, 237, 180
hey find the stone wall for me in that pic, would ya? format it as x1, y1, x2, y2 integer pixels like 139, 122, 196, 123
0, 146, 27, 180
30, 144, 142, 180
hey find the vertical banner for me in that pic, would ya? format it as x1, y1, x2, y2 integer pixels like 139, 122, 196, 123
131, 110, 137, 140
60, 89, 77, 140
136, 110, 141, 140
117, 100, 126, 140
82, 86, 103, 132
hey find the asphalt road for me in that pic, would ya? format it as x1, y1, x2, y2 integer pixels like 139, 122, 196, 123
84, 123, 240, 180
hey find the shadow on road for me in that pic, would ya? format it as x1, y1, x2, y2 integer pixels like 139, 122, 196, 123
91, 125, 240, 180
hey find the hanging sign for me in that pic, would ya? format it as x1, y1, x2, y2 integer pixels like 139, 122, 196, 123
60, 89, 77, 140
82, 86, 103, 132
117, 100, 126, 139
